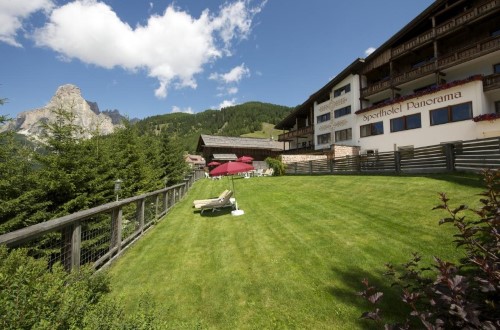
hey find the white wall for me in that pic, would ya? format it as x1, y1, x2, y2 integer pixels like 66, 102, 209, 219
313, 74, 360, 150
354, 80, 496, 152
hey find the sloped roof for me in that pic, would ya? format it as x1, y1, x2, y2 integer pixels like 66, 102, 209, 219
197, 134, 283, 151
212, 154, 238, 161
275, 58, 364, 129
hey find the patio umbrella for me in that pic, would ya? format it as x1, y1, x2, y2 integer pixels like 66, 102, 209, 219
236, 156, 254, 163
207, 161, 221, 166
209, 161, 254, 200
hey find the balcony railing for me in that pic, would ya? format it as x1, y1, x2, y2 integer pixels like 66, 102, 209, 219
483, 73, 500, 91
362, 35, 500, 98
278, 126, 314, 141
391, 0, 499, 58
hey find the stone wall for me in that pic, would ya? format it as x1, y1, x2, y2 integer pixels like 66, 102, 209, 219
332, 144, 360, 158
281, 145, 360, 164
281, 154, 327, 164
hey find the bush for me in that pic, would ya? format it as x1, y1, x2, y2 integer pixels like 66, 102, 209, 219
265, 157, 286, 176
0, 246, 165, 329
0, 246, 110, 329
357, 169, 499, 329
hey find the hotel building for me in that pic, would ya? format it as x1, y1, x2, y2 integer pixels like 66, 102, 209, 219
276, 0, 500, 156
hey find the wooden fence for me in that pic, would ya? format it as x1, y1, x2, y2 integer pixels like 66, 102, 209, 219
0, 170, 205, 271
285, 137, 500, 175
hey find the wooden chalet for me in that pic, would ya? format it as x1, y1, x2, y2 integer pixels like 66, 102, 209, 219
196, 134, 284, 162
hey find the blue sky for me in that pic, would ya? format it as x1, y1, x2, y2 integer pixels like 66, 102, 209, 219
0, 0, 434, 119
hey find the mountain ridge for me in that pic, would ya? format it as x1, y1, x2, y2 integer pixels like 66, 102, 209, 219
1, 84, 127, 139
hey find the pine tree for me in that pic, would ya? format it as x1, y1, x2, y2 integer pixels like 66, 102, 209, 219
159, 130, 188, 186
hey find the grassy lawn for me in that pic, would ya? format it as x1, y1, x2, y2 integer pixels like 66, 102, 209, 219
108, 173, 484, 329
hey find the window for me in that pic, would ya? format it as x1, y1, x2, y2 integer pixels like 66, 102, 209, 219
334, 128, 352, 142
494, 63, 500, 74
316, 112, 330, 123
390, 113, 422, 132
334, 106, 351, 118
430, 102, 473, 126
360, 121, 384, 137
333, 84, 351, 97
317, 133, 331, 145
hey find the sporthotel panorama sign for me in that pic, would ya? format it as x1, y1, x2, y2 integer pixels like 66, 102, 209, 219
362, 91, 463, 122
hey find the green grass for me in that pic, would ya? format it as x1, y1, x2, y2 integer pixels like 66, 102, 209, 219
108, 173, 483, 329
240, 122, 283, 139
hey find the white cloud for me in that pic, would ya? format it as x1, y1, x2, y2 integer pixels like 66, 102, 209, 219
210, 0, 266, 55
217, 99, 237, 109
227, 87, 238, 95
0, 0, 54, 47
364, 47, 376, 57
172, 105, 194, 114
25, 0, 264, 99
209, 63, 250, 83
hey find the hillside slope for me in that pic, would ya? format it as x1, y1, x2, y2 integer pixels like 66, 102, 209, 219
136, 102, 293, 153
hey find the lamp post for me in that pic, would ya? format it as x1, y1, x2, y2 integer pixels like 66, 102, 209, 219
114, 179, 122, 201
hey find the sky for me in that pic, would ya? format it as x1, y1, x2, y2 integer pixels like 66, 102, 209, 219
0, 0, 435, 119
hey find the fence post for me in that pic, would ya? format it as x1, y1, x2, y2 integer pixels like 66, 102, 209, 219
394, 151, 402, 173
163, 191, 168, 214
184, 178, 189, 197
137, 199, 145, 233
329, 158, 334, 174
444, 143, 455, 171
71, 221, 81, 271
61, 221, 81, 272
111, 206, 123, 253
155, 195, 160, 219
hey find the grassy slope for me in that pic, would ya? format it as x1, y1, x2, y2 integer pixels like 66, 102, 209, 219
240, 123, 283, 139
108, 173, 483, 329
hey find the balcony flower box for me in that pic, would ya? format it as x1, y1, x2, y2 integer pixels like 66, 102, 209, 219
472, 113, 500, 122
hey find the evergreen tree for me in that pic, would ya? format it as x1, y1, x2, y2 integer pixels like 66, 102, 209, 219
0, 98, 51, 233
107, 121, 151, 197
159, 130, 188, 186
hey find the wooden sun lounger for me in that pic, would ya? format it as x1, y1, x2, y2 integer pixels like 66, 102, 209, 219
198, 191, 235, 214
193, 190, 230, 208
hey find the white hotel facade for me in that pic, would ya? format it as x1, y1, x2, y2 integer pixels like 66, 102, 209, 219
276, 0, 500, 156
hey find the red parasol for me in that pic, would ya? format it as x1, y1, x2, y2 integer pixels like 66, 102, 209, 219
209, 161, 254, 176
209, 161, 254, 200
236, 156, 254, 163
207, 161, 221, 166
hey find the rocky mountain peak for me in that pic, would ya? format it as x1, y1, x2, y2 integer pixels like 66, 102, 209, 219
4, 84, 123, 139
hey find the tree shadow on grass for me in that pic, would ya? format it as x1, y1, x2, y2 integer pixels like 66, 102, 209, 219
327, 264, 416, 329
193, 207, 234, 218
401, 172, 484, 189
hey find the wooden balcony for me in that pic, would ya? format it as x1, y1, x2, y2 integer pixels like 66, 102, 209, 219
483, 73, 500, 91
391, 0, 499, 58
362, 35, 500, 98
278, 126, 314, 141
438, 35, 500, 68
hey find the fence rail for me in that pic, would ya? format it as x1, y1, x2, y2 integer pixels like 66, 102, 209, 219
285, 137, 500, 175
0, 170, 205, 271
